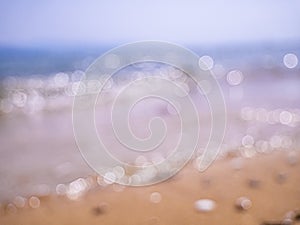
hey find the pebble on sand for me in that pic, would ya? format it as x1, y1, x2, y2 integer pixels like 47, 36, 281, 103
235, 197, 252, 211
275, 172, 288, 184
284, 210, 300, 221
194, 199, 216, 212
247, 179, 261, 188
91, 202, 109, 216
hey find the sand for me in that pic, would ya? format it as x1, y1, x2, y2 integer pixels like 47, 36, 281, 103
1, 150, 299, 225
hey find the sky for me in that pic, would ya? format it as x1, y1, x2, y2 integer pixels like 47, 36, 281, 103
0, 0, 300, 47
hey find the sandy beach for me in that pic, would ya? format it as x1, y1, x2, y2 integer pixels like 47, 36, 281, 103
0, 150, 299, 225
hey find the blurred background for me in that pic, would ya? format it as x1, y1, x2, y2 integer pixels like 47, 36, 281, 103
0, 0, 300, 204
0, 0, 300, 75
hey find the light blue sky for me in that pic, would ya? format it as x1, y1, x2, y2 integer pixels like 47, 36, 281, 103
0, 0, 300, 47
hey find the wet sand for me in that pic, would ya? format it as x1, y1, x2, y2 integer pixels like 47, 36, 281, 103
1, 150, 299, 225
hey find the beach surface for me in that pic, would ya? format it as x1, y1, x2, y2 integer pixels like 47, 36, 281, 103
1, 150, 299, 225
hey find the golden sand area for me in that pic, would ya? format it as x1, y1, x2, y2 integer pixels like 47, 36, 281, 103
0, 150, 299, 225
